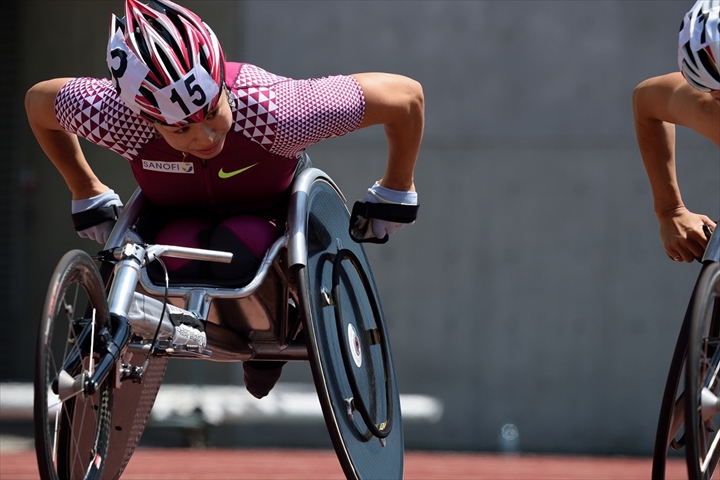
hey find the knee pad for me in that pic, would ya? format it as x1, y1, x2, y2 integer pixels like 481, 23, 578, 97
209, 216, 282, 282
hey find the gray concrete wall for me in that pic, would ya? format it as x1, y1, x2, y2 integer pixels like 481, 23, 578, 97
10, 0, 719, 456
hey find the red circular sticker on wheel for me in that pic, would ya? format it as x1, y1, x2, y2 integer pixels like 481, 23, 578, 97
347, 323, 362, 368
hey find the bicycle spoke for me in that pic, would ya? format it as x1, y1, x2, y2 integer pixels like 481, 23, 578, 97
685, 263, 720, 479
701, 421, 720, 473
34, 250, 112, 480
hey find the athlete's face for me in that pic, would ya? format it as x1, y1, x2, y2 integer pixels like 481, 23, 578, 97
154, 89, 233, 160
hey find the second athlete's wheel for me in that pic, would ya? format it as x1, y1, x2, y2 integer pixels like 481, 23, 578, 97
34, 250, 113, 480
685, 262, 720, 479
298, 179, 404, 480
651, 306, 689, 480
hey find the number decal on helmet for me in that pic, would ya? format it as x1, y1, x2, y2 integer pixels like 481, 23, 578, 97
156, 65, 219, 125
107, 27, 151, 116
184, 75, 208, 109
169, 74, 209, 117
108, 48, 128, 95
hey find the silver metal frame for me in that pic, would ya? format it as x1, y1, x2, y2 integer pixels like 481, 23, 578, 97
103, 167, 346, 360
107, 168, 343, 299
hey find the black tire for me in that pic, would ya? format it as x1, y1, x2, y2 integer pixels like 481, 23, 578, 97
652, 305, 690, 480
297, 179, 404, 480
685, 262, 720, 479
34, 250, 113, 480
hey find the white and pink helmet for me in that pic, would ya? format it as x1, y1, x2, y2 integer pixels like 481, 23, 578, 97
678, 0, 720, 92
107, 0, 226, 125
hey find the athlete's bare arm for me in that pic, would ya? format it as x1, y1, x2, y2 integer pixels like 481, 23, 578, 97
351, 73, 424, 193
25, 78, 111, 200
632, 72, 718, 262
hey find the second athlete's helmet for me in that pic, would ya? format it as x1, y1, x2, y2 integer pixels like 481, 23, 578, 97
107, 0, 226, 125
678, 0, 720, 92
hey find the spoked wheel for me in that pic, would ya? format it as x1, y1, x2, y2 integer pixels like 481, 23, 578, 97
297, 179, 404, 480
652, 303, 690, 480
34, 250, 113, 480
685, 262, 720, 480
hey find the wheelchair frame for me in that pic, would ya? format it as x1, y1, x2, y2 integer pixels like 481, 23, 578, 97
33, 167, 404, 480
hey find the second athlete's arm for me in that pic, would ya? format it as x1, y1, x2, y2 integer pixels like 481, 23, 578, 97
632, 72, 718, 261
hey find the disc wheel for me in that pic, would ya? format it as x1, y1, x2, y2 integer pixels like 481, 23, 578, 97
298, 179, 404, 480
685, 262, 720, 479
34, 250, 113, 480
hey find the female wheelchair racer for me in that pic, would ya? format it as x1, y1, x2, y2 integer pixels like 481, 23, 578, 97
26, 1, 422, 479
25, 0, 423, 400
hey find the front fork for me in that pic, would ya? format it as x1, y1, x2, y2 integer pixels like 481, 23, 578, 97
55, 243, 146, 400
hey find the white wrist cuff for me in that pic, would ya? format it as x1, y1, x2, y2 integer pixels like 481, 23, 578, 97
71, 189, 122, 213
366, 182, 417, 205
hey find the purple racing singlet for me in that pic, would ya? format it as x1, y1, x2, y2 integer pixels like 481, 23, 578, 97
55, 62, 365, 210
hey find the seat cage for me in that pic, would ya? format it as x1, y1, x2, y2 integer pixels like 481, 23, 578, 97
104, 167, 347, 362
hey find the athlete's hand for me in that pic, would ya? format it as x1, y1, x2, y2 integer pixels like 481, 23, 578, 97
71, 189, 123, 243
658, 207, 716, 263
350, 182, 418, 243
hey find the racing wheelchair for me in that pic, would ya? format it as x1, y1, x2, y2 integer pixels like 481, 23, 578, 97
652, 223, 720, 480
33, 166, 410, 480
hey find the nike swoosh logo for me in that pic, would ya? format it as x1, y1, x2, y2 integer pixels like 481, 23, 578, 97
218, 163, 259, 179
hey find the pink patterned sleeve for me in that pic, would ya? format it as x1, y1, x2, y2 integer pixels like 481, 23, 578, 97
55, 77, 155, 161
232, 64, 365, 159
